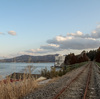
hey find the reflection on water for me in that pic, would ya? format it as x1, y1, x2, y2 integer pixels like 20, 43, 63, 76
0, 62, 54, 78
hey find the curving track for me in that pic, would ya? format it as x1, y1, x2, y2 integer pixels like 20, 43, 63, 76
23, 62, 100, 99
85, 62, 100, 99
53, 62, 100, 99
53, 62, 91, 99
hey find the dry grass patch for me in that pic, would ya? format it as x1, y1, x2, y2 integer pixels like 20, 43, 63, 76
0, 75, 38, 99
41, 62, 87, 79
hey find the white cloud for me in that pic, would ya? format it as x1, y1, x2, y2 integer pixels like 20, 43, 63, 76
25, 35, 100, 55
67, 25, 100, 39
18, 51, 35, 56
0, 32, 5, 35
47, 36, 100, 50
41, 44, 60, 51
97, 25, 100, 29
0, 32, 3, 34
26, 48, 44, 53
55, 35, 73, 41
16, 24, 100, 56
67, 31, 83, 37
25, 48, 50, 54
24, 44, 60, 55
91, 25, 100, 38
8, 31, 16, 36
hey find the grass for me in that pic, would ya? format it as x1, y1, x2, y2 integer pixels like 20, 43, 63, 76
41, 61, 87, 79
0, 70, 38, 99
96, 62, 100, 67
0, 58, 87, 99
0, 58, 39, 99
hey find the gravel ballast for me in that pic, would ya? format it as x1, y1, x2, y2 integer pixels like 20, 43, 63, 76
23, 63, 89, 99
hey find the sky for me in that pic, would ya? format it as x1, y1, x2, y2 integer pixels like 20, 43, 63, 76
0, 0, 100, 58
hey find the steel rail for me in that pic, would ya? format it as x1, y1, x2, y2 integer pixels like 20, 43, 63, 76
95, 63, 100, 71
53, 62, 90, 99
83, 63, 92, 99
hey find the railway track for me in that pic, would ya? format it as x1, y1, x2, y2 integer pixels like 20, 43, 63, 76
23, 62, 90, 99
23, 62, 100, 99
84, 62, 100, 99
83, 63, 92, 99
23, 61, 100, 99
53, 62, 92, 99
52, 62, 100, 99
86, 62, 100, 99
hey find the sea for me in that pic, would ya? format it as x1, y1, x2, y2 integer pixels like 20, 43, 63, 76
0, 62, 54, 78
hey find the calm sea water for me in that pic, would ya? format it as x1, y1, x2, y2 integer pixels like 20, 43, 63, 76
0, 62, 54, 78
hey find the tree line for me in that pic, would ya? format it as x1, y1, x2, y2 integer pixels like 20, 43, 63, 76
86, 47, 100, 62
64, 47, 100, 65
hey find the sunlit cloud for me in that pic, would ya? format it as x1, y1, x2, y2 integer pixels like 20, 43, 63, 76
7, 24, 100, 57
0, 32, 5, 35
23, 24, 100, 55
67, 31, 83, 37
67, 25, 100, 39
8, 31, 16, 36
41, 44, 60, 51
47, 36, 100, 50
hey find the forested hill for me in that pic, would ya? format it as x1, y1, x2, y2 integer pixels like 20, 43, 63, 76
0, 54, 59, 63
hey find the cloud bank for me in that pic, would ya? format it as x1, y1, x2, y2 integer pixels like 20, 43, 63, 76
21, 24, 100, 55
47, 36, 100, 50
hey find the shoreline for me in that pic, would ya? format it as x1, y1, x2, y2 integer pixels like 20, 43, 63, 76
6, 73, 41, 80
0, 62, 55, 63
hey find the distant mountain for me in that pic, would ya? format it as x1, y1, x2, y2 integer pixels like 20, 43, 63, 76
0, 54, 59, 63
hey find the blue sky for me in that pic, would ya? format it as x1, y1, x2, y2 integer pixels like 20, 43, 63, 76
0, 0, 100, 58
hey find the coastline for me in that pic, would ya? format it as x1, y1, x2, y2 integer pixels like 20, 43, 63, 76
0, 62, 55, 63
6, 73, 41, 80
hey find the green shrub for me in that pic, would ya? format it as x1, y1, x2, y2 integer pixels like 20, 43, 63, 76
41, 62, 87, 79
